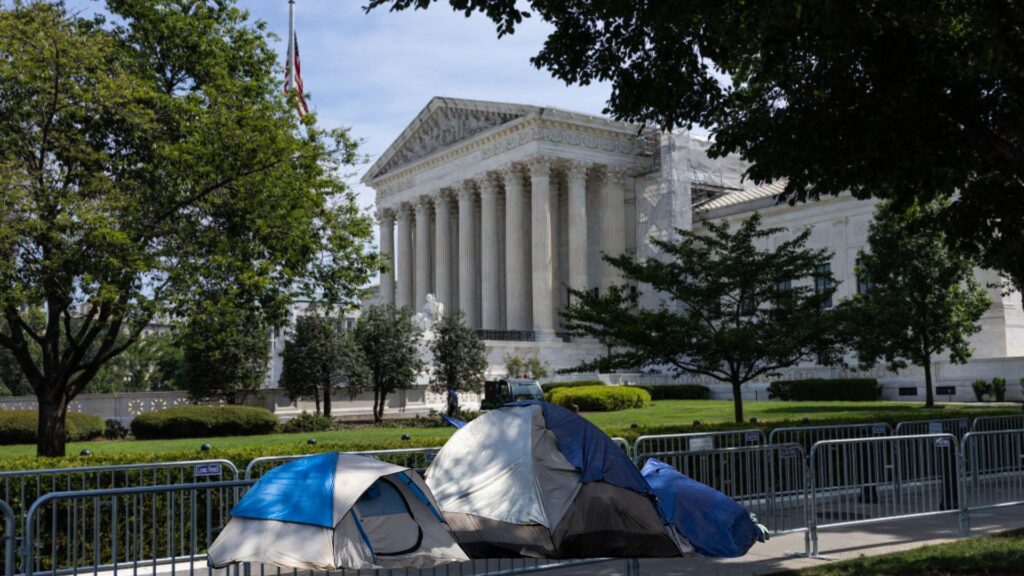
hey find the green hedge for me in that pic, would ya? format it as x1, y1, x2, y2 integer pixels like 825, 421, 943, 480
769, 378, 880, 401
541, 380, 604, 393
546, 385, 652, 412
280, 411, 332, 433
0, 410, 105, 445
131, 405, 278, 439
628, 384, 710, 400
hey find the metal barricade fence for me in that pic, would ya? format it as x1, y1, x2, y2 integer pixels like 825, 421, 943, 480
636, 444, 808, 537
895, 418, 971, 439
245, 447, 442, 479
632, 430, 765, 465
768, 422, 891, 451
0, 459, 238, 574
21, 482, 627, 576
23, 480, 252, 576
807, 434, 966, 556
962, 429, 1024, 512
1, 500, 13, 576
610, 437, 631, 458
971, 415, 1024, 433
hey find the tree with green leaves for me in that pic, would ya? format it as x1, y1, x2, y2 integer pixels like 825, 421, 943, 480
351, 305, 423, 423
367, 1, 1024, 291
280, 313, 370, 417
181, 307, 270, 405
0, 1, 377, 456
504, 353, 548, 380
86, 331, 185, 394
429, 311, 487, 415
849, 199, 991, 408
562, 214, 845, 423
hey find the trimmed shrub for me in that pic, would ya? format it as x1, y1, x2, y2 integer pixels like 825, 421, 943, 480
280, 411, 332, 433
0, 410, 105, 444
541, 380, 604, 393
991, 378, 1007, 402
104, 419, 130, 440
546, 385, 651, 412
768, 378, 880, 401
131, 405, 277, 439
972, 380, 991, 402
629, 384, 710, 401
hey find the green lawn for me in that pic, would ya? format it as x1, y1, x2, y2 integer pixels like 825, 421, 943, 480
0, 399, 1015, 461
780, 529, 1024, 575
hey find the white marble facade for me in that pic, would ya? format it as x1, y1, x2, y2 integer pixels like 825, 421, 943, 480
365, 97, 1024, 373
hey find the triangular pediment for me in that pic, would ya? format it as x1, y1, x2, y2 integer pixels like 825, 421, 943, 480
364, 97, 533, 182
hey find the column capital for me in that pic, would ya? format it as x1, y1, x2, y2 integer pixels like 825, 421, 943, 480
455, 179, 476, 201
563, 160, 591, 180
434, 187, 455, 204
526, 155, 555, 177
375, 207, 396, 222
474, 172, 501, 196
499, 164, 526, 185
396, 202, 414, 218
602, 164, 630, 184
415, 195, 433, 210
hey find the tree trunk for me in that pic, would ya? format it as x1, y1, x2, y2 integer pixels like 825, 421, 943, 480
732, 380, 744, 423
314, 387, 321, 414
373, 386, 382, 423
37, 393, 68, 458
923, 355, 935, 408
323, 385, 332, 417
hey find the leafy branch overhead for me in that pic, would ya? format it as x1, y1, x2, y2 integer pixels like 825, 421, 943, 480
367, 1, 1024, 292
562, 214, 846, 423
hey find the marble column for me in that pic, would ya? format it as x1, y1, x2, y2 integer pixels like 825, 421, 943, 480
414, 197, 432, 310
502, 165, 531, 331
457, 182, 478, 328
601, 165, 627, 291
395, 203, 413, 309
478, 174, 502, 330
377, 209, 396, 305
528, 157, 556, 340
565, 161, 589, 297
433, 190, 453, 310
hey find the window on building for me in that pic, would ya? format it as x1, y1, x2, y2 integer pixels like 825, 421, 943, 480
776, 278, 792, 292
856, 257, 870, 295
814, 263, 833, 308
739, 290, 756, 316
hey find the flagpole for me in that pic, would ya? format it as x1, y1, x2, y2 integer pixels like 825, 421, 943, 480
286, 0, 296, 91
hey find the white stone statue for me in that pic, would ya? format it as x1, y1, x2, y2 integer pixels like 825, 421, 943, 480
413, 294, 444, 337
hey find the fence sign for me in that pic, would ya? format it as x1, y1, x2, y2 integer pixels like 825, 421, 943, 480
779, 445, 801, 459
194, 463, 223, 477
745, 431, 762, 443
928, 421, 944, 434
872, 424, 888, 435
689, 435, 714, 452
934, 437, 951, 448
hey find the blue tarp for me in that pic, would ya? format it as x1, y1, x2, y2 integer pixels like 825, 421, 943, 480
441, 415, 466, 428
642, 458, 764, 558
506, 401, 652, 498
231, 452, 337, 528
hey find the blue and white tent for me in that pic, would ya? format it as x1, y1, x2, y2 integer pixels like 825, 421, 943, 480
641, 458, 767, 558
207, 453, 468, 570
425, 401, 692, 558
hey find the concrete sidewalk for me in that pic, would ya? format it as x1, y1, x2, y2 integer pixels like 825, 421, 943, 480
549, 505, 1024, 575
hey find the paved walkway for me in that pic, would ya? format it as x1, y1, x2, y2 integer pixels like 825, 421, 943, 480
549, 505, 1024, 575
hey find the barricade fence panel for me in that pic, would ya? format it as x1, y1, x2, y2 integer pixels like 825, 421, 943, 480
768, 423, 891, 452
23, 480, 252, 576
0, 459, 238, 571
610, 437, 631, 458
807, 434, 966, 556
244, 447, 442, 479
971, 415, 1024, 433
246, 558, 620, 576
632, 430, 765, 464
2, 500, 13, 576
895, 418, 972, 440
636, 444, 808, 536
963, 430, 1024, 511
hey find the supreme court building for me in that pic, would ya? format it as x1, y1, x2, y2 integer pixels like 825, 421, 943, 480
364, 97, 1024, 387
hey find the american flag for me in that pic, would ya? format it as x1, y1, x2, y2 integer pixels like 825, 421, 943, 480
284, 10, 309, 116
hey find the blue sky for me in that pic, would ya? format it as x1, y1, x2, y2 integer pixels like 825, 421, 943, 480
65, 0, 615, 211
